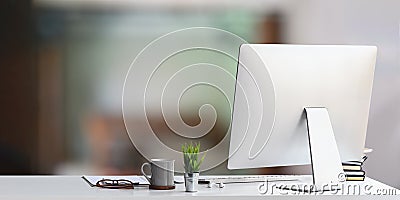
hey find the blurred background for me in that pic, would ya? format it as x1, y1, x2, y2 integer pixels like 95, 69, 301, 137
0, 0, 399, 188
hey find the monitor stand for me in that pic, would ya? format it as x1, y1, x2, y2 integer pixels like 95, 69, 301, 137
303, 107, 346, 191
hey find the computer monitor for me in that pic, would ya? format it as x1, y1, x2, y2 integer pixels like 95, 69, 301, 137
228, 44, 376, 187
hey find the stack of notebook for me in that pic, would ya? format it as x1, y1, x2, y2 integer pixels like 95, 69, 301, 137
342, 155, 368, 181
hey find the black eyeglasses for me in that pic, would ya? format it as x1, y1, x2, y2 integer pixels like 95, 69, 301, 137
96, 179, 134, 189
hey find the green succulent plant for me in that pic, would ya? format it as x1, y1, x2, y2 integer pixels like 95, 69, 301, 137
182, 142, 206, 173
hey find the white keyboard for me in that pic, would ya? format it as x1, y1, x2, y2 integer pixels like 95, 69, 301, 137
199, 175, 303, 184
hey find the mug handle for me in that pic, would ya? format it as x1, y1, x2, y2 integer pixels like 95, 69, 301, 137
140, 162, 152, 183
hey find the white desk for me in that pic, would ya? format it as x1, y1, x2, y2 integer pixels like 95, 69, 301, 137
0, 176, 398, 199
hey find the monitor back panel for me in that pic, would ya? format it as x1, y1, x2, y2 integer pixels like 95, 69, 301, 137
228, 44, 376, 169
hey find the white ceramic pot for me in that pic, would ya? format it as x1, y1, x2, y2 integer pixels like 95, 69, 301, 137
184, 172, 199, 192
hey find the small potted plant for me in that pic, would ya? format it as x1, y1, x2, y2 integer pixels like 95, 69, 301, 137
182, 142, 206, 192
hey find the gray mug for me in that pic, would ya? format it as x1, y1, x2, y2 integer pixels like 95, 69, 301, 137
141, 159, 175, 187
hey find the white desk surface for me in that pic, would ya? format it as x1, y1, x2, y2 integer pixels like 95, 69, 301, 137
0, 176, 398, 199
